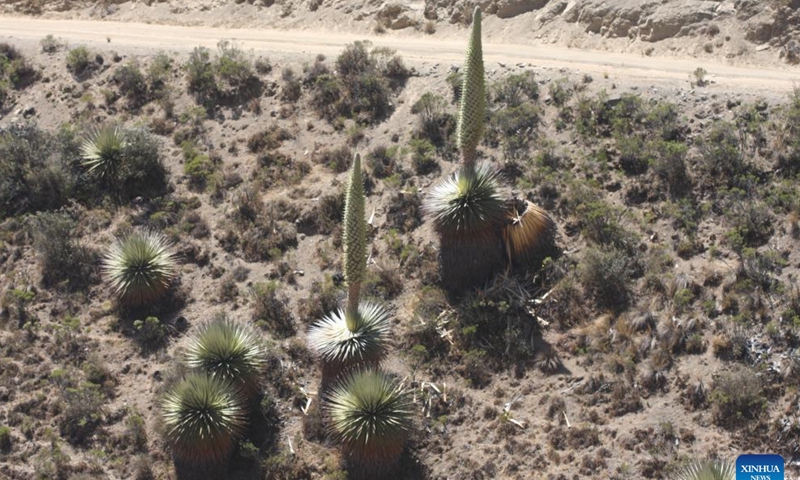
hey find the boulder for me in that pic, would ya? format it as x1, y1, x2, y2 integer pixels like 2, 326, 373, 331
495, 0, 549, 19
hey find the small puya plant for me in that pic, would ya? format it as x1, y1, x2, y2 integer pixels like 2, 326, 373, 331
161, 372, 247, 465
307, 154, 391, 385
103, 229, 177, 307
325, 369, 413, 477
184, 313, 267, 398
425, 6, 555, 295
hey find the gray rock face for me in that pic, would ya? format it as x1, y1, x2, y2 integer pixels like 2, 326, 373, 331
564, 0, 718, 41
495, 0, 549, 19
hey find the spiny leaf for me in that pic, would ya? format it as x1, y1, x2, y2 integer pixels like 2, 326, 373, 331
102, 229, 176, 306
161, 373, 247, 464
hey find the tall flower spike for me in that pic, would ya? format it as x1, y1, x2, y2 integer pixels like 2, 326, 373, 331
343, 153, 367, 330
455, 6, 485, 167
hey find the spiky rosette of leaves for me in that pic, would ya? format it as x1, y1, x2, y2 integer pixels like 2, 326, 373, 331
343, 153, 367, 327
455, 6, 485, 165
185, 314, 266, 396
103, 229, 177, 306
503, 199, 557, 268
80, 125, 127, 179
425, 162, 505, 237
325, 369, 413, 473
307, 301, 391, 383
161, 373, 247, 464
672, 459, 735, 480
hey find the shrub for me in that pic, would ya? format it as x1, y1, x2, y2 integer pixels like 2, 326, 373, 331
325, 370, 413, 475
117, 128, 168, 200
40, 34, 61, 53
0, 44, 38, 89
314, 145, 352, 173
698, 122, 749, 187
29, 211, 97, 289
0, 124, 75, 219
185, 314, 266, 395
113, 61, 148, 109
0, 425, 11, 453
251, 282, 295, 337
185, 46, 216, 107
308, 41, 397, 124
411, 92, 448, 143
579, 247, 636, 312
161, 373, 247, 464
493, 71, 538, 107
710, 366, 765, 428
60, 382, 106, 444
133, 316, 168, 352
409, 138, 438, 175
66, 46, 91, 75
366, 144, 399, 179
548, 77, 572, 107
487, 103, 540, 159
103, 230, 177, 306
214, 40, 258, 98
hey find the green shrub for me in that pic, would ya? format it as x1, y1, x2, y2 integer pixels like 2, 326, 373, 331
0, 43, 38, 89
183, 153, 216, 191
29, 211, 97, 289
40, 34, 61, 53
251, 282, 295, 337
548, 77, 572, 107
366, 144, 399, 179
409, 138, 438, 175
493, 71, 538, 107
0, 425, 11, 453
486, 103, 540, 159
698, 122, 748, 186
0, 124, 76, 219
710, 366, 765, 428
133, 316, 168, 351
579, 247, 636, 312
66, 46, 91, 75
214, 40, 257, 97
60, 381, 106, 444
308, 41, 397, 124
116, 128, 168, 200
411, 92, 448, 143
113, 61, 148, 109
185, 46, 216, 107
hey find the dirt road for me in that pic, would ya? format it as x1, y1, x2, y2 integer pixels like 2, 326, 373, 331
1, 16, 799, 92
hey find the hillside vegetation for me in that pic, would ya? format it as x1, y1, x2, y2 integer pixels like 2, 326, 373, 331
1, 16, 800, 480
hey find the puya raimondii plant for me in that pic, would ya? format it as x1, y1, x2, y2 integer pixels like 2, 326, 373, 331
307, 154, 391, 384
185, 313, 267, 398
325, 369, 413, 476
161, 372, 247, 465
103, 229, 177, 307
425, 7, 556, 295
